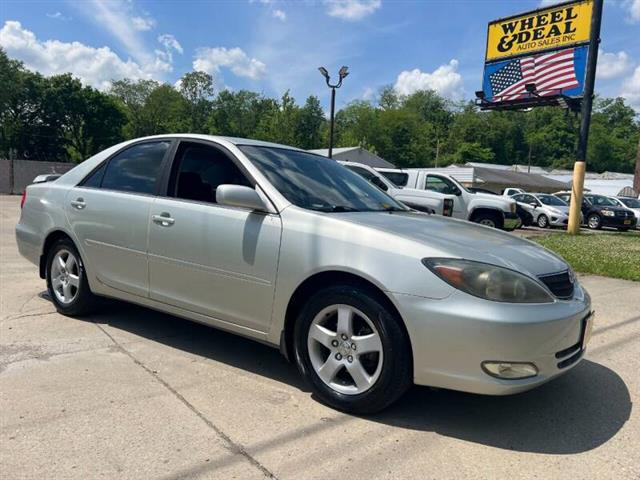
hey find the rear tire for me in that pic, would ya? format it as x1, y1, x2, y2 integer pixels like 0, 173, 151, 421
293, 284, 412, 414
46, 238, 97, 316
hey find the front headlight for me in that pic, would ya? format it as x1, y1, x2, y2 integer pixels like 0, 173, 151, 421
602, 210, 615, 217
423, 258, 554, 303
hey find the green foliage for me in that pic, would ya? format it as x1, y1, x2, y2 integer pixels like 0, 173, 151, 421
1, 47, 638, 172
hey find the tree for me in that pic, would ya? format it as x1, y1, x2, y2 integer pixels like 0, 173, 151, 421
143, 84, 189, 134
109, 79, 160, 137
179, 71, 214, 133
295, 95, 325, 149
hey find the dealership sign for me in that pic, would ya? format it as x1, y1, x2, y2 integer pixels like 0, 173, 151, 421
480, 0, 593, 107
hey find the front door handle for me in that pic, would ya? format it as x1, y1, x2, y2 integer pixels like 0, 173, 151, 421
71, 198, 86, 210
152, 213, 175, 227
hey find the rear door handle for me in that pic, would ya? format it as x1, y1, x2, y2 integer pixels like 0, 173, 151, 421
152, 213, 175, 226
71, 198, 86, 210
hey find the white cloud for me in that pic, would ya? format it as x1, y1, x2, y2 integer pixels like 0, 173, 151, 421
158, 34, 183, 54
621, 66, 640, 112
394, 59, 464, 99
623, 0, 640, 22
0, 20, 156, 90
362, 86, 375, 101
272, 9, 287, 21
597, 49, 634, 80
73, 0, 167, 73
131, 16, 156, 31
193, 47, 266, 80
46, 12, 71, 21
324, 0, 381, 21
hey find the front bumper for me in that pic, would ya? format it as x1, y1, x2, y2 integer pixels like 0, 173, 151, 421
601, 215, 637, 229
503, 212, 521, 231
393, 283, 592, 395
549, 213, 570, 226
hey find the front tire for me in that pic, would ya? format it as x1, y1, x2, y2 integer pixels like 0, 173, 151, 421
46, 238, 97, 316
537, 214, 549, 228
587, 213, 602, 230
473, 213, 500, 229
293, 285, 412, 414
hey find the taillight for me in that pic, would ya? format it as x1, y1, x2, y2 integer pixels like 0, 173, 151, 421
20, 190, 27, 209
443, 198, 454, 217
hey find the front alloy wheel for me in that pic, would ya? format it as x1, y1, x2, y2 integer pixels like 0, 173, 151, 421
587, 214, 602, 230
537, 214, 549, 228
307, 304, 383, 395
294, 285, 412, 414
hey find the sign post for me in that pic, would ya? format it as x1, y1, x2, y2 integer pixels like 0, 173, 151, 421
567, 0, 603, 235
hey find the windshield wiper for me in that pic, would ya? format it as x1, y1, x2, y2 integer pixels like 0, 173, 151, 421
315, 205, 361, 212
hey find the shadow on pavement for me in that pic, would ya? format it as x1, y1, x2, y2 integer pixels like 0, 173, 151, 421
77, 297, 630, 455
372, 359, 631, 454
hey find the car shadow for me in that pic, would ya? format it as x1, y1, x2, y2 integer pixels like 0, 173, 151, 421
369, 359, 631, 454
71, 296, 631, 455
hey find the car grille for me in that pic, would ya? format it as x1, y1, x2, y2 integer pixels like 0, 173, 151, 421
538, 271, 574, 299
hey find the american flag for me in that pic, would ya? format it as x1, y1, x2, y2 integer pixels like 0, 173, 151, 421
489, 48, 579, 101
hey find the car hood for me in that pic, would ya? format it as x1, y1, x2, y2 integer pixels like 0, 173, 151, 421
333, 211, 568, 277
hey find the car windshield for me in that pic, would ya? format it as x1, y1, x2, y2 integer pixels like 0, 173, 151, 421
586, 195, 618, 207
537, 194, 567, 206
619, 197, 640, 208
239, 146, 407, 213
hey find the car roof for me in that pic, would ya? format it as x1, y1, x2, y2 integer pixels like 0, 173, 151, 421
131, 133, 304, 151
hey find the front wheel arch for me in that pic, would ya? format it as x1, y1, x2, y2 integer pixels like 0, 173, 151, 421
281, 271, 411, 367
469, 208, 504, 229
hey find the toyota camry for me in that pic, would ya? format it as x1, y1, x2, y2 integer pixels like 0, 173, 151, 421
16, 135, 593, 413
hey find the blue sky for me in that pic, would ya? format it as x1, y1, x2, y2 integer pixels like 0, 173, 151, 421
1, 0, 639, 112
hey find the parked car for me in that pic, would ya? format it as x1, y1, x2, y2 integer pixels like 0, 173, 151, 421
554, 192, 637, 231
610, 196, 640, 229
512, 192, 573, 228
339, 161, 454, 216
468, 187, 498, 195
16, 135, 593, 414
381, 168, 520, 231
503, 187, 525, 197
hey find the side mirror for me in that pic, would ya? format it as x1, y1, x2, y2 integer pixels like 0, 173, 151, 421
529, 202, 537, 208
453, 187, 462, 196
216, 185, 267, 211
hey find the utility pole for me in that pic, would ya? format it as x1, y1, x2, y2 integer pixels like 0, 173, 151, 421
527, 142, 532, 174
435, 138, 440, 167
567, 0, 603, 234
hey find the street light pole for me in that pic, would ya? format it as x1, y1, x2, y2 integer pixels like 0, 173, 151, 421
318, 66, 349, 159
329, 87, 336, 159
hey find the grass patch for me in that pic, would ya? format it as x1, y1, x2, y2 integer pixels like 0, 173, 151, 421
532, 233, 640, 281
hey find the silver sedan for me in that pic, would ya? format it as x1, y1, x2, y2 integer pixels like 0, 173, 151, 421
16, 135, 593, 413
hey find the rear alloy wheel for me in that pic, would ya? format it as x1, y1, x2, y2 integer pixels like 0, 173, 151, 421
46, 238, 97, 316
294, 285, 412, 414
537, 214, 549, 228
587, 213, 602, 230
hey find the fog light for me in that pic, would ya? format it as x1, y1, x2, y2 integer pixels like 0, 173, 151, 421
481, 361, 538, 380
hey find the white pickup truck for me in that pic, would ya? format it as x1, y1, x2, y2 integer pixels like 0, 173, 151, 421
377, 168, 520, 231
339, 162, 455, 217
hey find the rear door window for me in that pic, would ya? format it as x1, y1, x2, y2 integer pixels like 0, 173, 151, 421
101, 141, 170, 195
